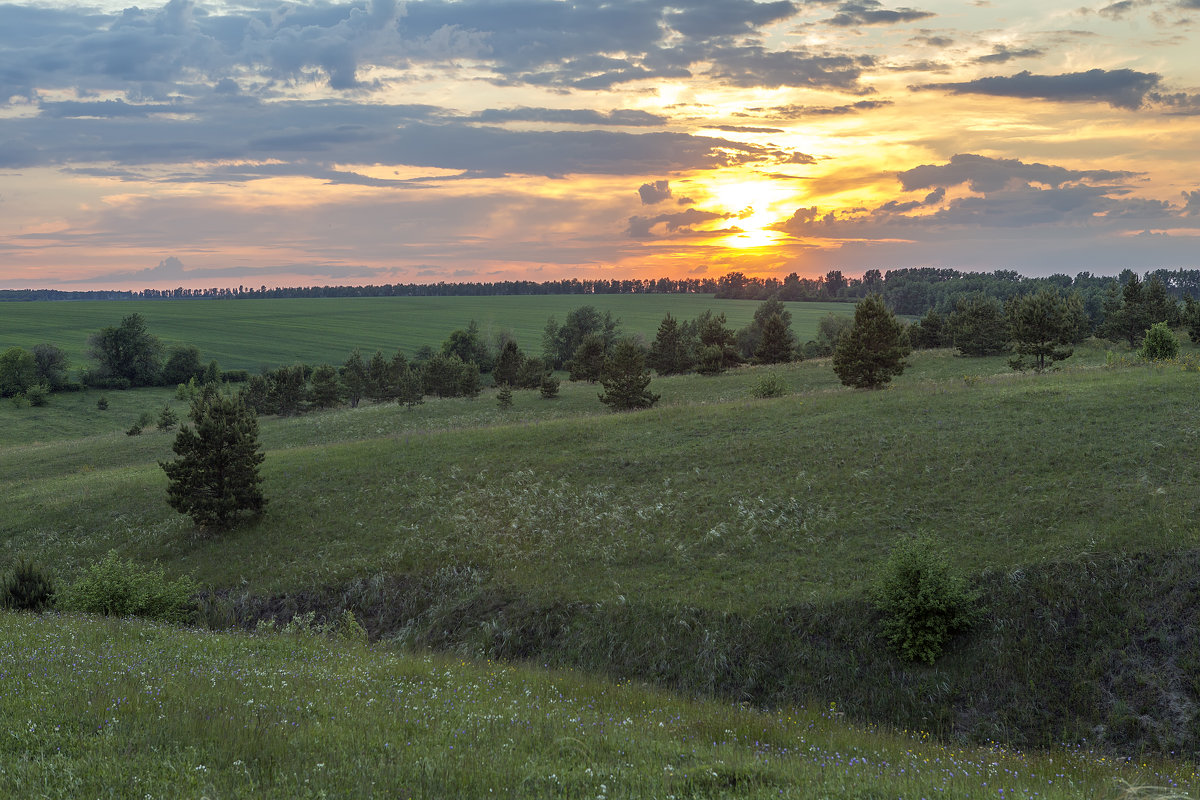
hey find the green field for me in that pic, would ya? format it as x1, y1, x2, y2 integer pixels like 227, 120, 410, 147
0, 295, 853, 375
2, 610, 1193, 799
3, 296, 1200, 793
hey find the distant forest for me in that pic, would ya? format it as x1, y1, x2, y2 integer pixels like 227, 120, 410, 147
5, 267, 1200, 319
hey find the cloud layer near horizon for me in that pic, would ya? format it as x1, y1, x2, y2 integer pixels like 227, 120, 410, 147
2, 0, 1200, 287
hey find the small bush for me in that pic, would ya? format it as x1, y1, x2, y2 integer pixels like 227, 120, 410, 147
539, 374, 560, 399
3, 559, 56, 612
157, 403, 179, 431
24, 383, 49, 406
96, 395, 109, 410
1139, 322, 1180, 361
750, 372, 788, 399
59, 551, 196, 623
125, 423, 143, 436
496, 383, 513, 408
872, 536, 982, 665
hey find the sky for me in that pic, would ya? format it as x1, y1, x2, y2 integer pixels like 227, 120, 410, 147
2, 0, 1200, 289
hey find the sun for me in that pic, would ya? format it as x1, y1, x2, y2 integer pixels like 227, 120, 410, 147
704, 177, 798, 250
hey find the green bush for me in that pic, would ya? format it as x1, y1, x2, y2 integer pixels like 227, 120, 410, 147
1139, 321, 1180, 361
3, 558, 56, 612
24, 383, 49, 406
750, 372, 788, 399
59, 551, 196, 623
871, 536, 982, 665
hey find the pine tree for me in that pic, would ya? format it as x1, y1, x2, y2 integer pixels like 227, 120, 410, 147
156, 403, 179, 431
753, 312, 796, 364
948, 295, 1008, 356
160, 390, 266, 529
598, 339, 659, 411
496, 383, 513, 408
567, 334, 608, 382
1005, 289, 1074, 372
832, 295, 911, 389
396, 365, 425, 410
493, 340, 524, 387
341, 349, 369, 408
366, 350, 393, 402
648, 313, 694, 375
309, 363, 343, 408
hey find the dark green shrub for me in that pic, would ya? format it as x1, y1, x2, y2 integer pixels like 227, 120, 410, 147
3, 559, 56, 612
59, 551, 196, 623
539, 374, 560, 399
496, 383, 513, 408
222, 369, 250, 383
872, 536, 982, 664
96, 395, 109, 410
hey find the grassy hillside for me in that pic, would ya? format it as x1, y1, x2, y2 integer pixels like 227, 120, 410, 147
3, 336, 1200, 759
2, 611, 1194, 799
0, 295, 852, 375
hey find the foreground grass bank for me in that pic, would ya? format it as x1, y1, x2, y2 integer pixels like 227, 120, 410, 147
1, 611, 1193, 800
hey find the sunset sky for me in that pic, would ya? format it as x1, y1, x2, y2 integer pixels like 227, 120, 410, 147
2, 0, 1200, 289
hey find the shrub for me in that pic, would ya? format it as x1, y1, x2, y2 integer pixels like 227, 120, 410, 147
96, 395, 109, 410
872, 536, 982, 665
496, 383, 513, 408
3, 559, 56, 612
1139, 321, 1180, 361
24, 383, 49, 406
751, 372, 788, 399
539, 373, 560, 399
59, 551, 196, 623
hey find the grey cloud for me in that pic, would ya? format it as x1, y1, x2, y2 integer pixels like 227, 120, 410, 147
468, 107, 668, 126
975, 46, 1044, 64
83, 255, 390, 285
746, 99, 892, 117
710, 124, 785, 133
7, 100, 772, 177
918, 68, 1162, 109
898, 153, 1139, 193
785, 152, 818, 164
705, 46, 872, 90
638, 180, 673, 205
626, 208, 730, 238
828, 0, 935, 26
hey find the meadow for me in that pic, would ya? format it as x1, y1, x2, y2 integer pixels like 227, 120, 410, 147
0, 294, 852, 374
2, 295, 1200, 794
1, 610, 1195, 799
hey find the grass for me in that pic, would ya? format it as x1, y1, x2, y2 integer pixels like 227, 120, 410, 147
1, 610, 1195, 799
0, 295, 853, 376
3, 324, 1200, 762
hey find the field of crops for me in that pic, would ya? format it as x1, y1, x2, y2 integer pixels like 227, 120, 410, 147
0, 295, 853, 375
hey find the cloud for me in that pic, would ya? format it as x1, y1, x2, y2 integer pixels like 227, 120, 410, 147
710, 124, 785, 133
704, 45, 872, 90
745, 99, 892, 117
827, 0, 935, 26
918, 68, 1162, 109
467, 107, 668, 126
626, 207, 731, 238
898, 153, 1138, 192
974, 45, 1044, 64
638, 180, 673, 205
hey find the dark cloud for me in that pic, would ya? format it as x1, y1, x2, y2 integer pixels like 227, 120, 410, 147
626, 208, 730, 238
785, 152, 818, 164
746, 99, 892, 117
911, 32, 954, 47
975, 46, 1044, 64
827, 0, 935, 26
710, 124, 785, 133
638, 180, 673, 205
81, 255, 389, 285
4, 100, 773, 177
1148, 91, 1200, 114
705, 46, 872, 90
899, 154, 1138, 192
468, 107, 668, 126
919, 68, 1162, 109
